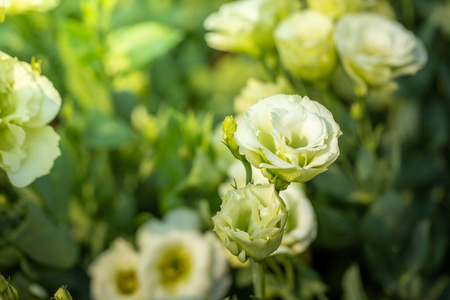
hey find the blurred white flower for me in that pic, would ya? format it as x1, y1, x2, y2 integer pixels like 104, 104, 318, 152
2, 0, 59, 14
89, 239, 143, 300
334, 13, 428, 96
213, 183, 288, 263
219, 161, 317, 256
306, 0, 374, 19
0, 51, 61, 187
203, 0, 300, 57
234, 77, 294, 116
275, 10, 337, 83
137, 208, 230, 300
273, 184, 317, 255
234, 94, 341, 189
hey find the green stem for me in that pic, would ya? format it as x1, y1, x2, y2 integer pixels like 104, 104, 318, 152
251, 259, 265, 300
242, 159, 252, 185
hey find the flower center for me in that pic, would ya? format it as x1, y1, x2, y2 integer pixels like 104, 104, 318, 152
115, 269, 138, 295
157, 247, 192, 287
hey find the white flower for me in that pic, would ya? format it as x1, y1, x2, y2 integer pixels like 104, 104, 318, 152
89, 239, 143, 300
234, 94, 341, 188
0, 51, 61, 187
2, 0, 59, 14
273, 184, 317, 255
219, 161, 317, 256
203, 0, 300, 57
334, 13, 428, 96
213, 183, 288, 263
306, 0, 374, 19
234, 77, 294, 116
274, 10, 337, 83
137, 208, 230, 300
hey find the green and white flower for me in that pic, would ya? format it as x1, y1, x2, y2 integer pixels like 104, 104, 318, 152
213, 183, 288, 263
89, 239, 143, 300
306, 0, 374, 19
334, 13, 428, 96
203, 0, 300, 57
137, 208, 230, 300
234, 94, 341, 188
0, 51, 61, 187
219, 162, 317, 256
275, 10, 337, 83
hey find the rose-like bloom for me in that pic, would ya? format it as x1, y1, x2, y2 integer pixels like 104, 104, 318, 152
275, 10, 337, 83
0, 51, 61, 187
2, 0, 59, 14
234, 94, 341, 188
306, 0, 372, 19
213, 183, 288, 263
137, 208, 230, 300
234, 77, 294, 116
334, 13, 428, 96
89, 239, 144, 300
203, 0, 300, 57
219, 162, 317, 256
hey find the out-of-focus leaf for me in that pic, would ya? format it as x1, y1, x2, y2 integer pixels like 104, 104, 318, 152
105, 22, 183, 74
12, 202, 79, 269
314, 203, 358, 249
109, 193, 136, 234
33, 136, 74, 222
81, 112, 134, 149
423, 97, 449, 151
57, 20, 112, 114
407, 219, 430, 276
360, 192, 409, 246
342, 264, 368, 300
311, 165, 356, 201
0, 246, 21, 267
356, 146, 376, 183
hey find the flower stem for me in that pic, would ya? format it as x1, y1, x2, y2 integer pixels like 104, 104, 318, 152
242, 159, 252, 185
251, 259, 265, 300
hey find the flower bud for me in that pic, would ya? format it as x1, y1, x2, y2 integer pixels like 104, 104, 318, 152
53, 286, 73, 300
222, 116, 240, 159
0, 275, 19, 300
213, 183, 288, 263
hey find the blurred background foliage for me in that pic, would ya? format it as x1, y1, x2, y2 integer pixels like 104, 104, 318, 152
0, 0, 449, 299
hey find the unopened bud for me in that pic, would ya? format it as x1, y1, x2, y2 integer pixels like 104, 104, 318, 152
222, 116, 240, 159
53, 286, 73, 300
0, 274, 19, 300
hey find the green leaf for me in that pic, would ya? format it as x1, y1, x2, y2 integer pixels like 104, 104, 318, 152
12, 202, 79, 269
356, 146, 376, 183
342, 264, 369, 300
57, 20, 113, 114
105, 22, 183, 74
360, 192, 409, 246
311, 165, 356, 200
33, 136, 75, 222
81, 112, 134, 149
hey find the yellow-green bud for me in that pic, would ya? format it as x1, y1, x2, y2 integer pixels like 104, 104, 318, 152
53, 286, 73, 300
350, 102, 364, 121
222, 116, 240, 159
0, 275, 19, 300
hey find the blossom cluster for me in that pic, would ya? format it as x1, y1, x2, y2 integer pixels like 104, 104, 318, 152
89, 208, 230, 300
204, 0, 428, 96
